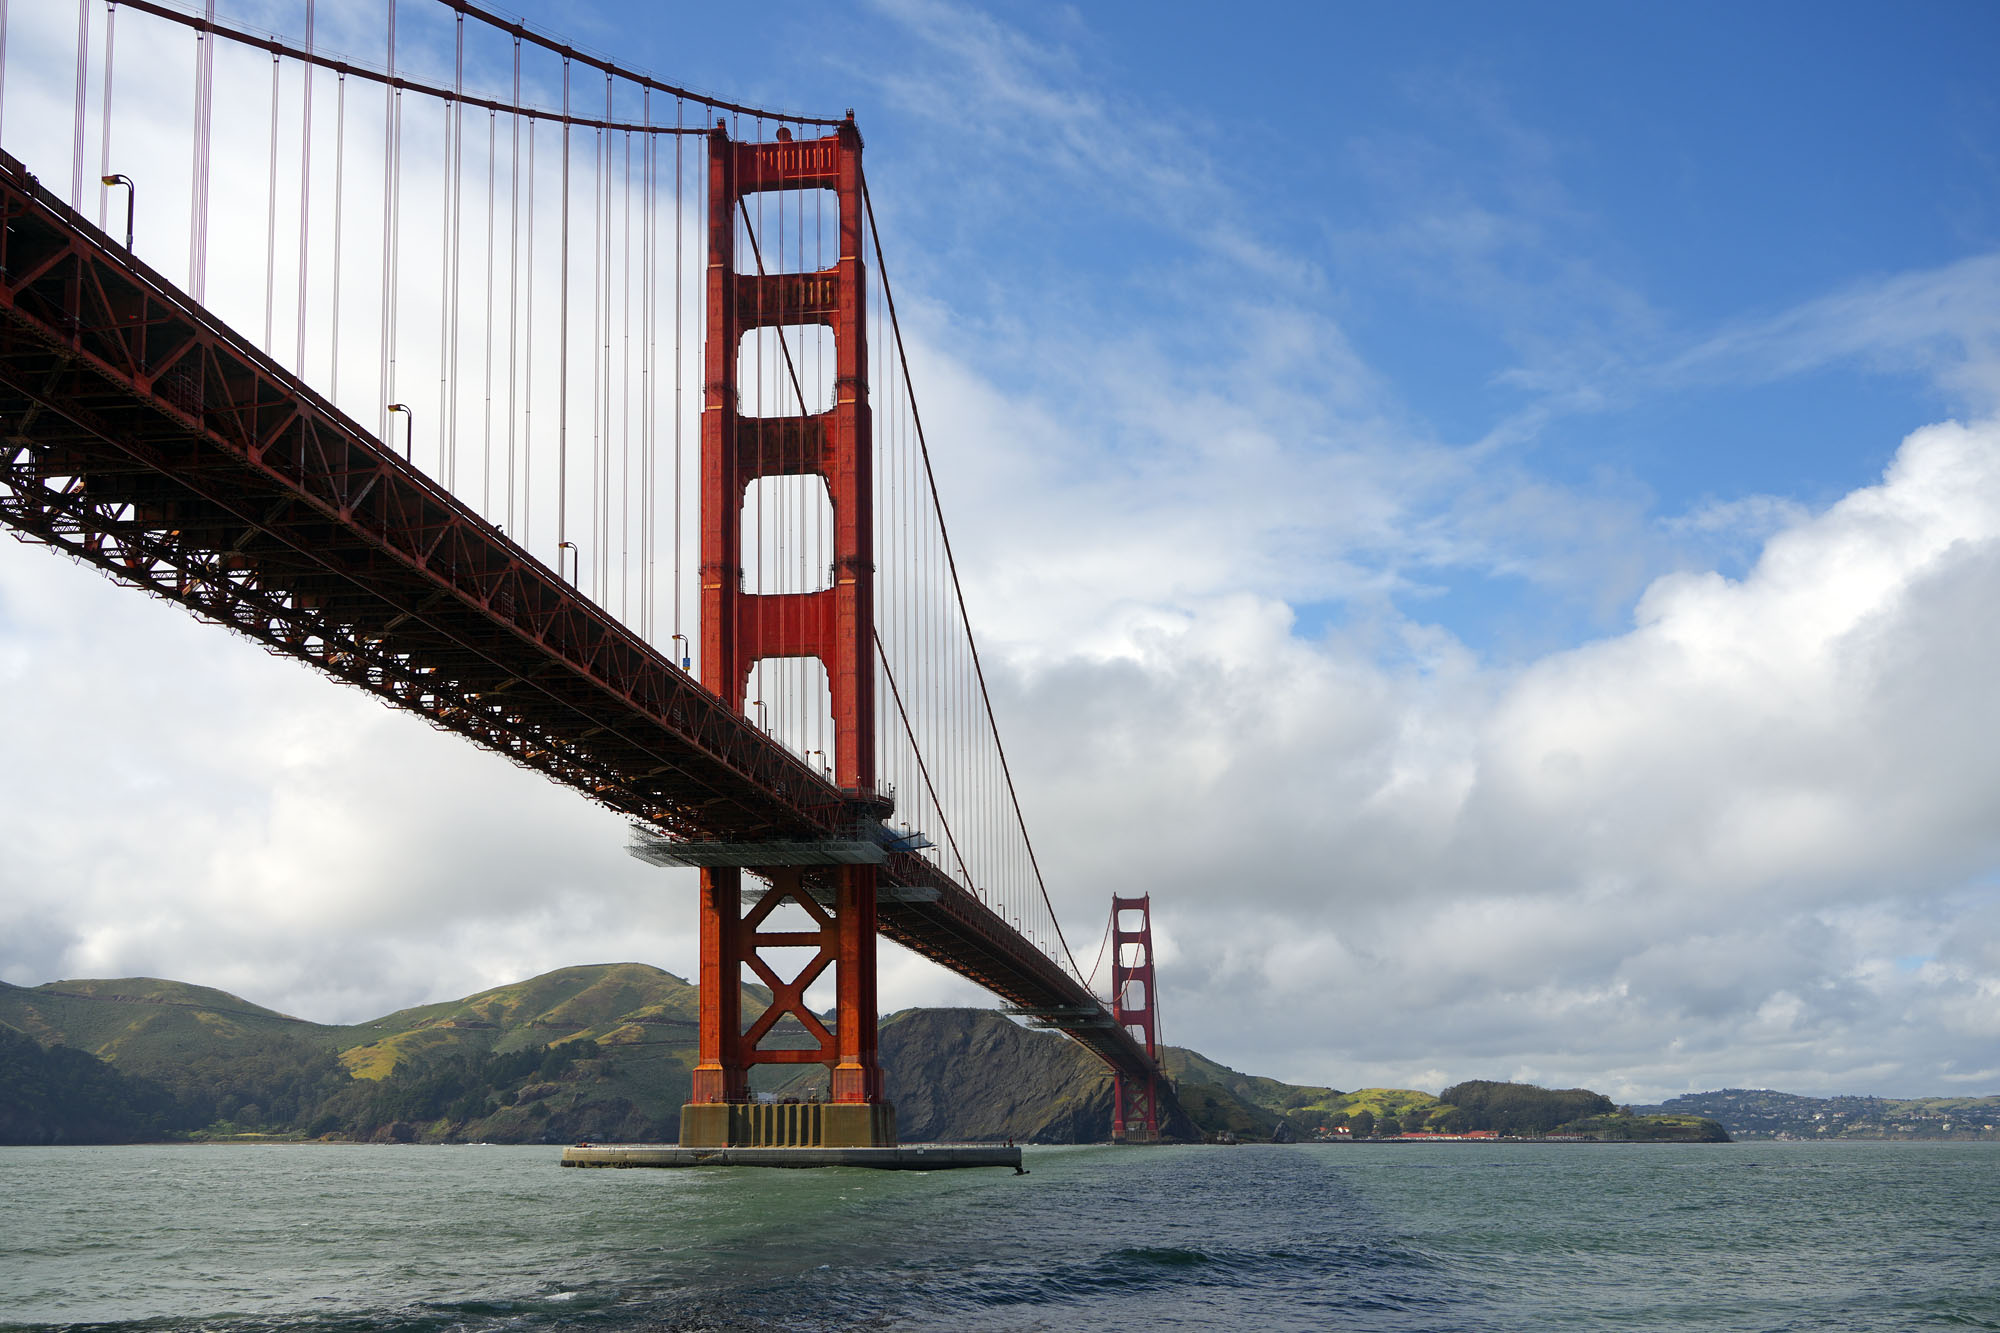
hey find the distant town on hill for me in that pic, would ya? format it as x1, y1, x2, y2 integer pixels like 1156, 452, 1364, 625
1633, 1089, 2000, 1140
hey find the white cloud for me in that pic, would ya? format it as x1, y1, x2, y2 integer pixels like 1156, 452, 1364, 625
1669, 253, 2000, 412
987, 418, 2000, 1096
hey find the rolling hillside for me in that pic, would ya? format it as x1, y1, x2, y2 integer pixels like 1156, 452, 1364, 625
4, 966, 1184, 1143
3, 967, 1727, 1145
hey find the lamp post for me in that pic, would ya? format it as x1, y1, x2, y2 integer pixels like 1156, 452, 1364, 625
386, 403, 412, 461
671, 632, 690, 672
100, 174, 134, 250
557, 540, 579, 586
749, 699, 767, 731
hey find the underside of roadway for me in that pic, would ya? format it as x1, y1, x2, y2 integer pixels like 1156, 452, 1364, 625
0, 148, 1178, 1113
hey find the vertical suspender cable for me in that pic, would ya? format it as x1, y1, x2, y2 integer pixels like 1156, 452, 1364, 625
601, 75, 612, 603
507, 38, 520, 533
0, 0, 11, 152
444, 13, 464, 489
589, 80, 602, 600
620, 127, 631, 622
816, 178, 826, 761
438, 36, 455, 485
295, 0, 314, 376
557, 59, 570, 570
378, 2, 396, 441
438, 98, 451, 473
263, 52, 279, 351
483, 107, 495, 515
95, 1, 112, 232
188, 0, 214, 300
596, 72, 610, 604
640, 92, 652, 640
70, 0, 87, 213
750, 122, 762, 667
387, 79, 403, 440
524, 115, 536, 547
764, 160, 779, 737
783, 165, 797, 745
331, 71, 344, 399
672, 98, 684, 660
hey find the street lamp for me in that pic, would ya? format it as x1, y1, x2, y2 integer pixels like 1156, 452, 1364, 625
557, 540, 579, 586
671, 632, 690, 672
749, 699, 768, 731
385, 403, 413, 461
100, 174, 134, 250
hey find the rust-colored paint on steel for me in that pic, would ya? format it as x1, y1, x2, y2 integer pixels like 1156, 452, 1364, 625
0, 146, 1173, 1113
694, 120, 885, 1113
1109, 894, 1163, 1142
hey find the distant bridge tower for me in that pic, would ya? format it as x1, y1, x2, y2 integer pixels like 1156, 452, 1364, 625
682, 116, 894, 1149
1109, 894, 1164, 1142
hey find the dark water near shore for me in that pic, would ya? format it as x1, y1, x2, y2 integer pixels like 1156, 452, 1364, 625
4, 1141, 1998, 1331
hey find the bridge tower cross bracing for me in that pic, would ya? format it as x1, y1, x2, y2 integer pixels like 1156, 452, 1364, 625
1110, 894, 1164, 1142
683, 117, 894, 1149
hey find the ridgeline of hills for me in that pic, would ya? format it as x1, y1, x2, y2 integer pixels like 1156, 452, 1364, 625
3, 965, 1724, 1146
1633, 1089, 2000, 1140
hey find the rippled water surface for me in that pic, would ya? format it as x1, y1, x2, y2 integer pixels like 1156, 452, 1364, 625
4, 1141, 1998, 1331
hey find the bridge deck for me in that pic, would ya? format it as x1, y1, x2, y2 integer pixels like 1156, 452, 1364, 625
0, 150, 1162, 1091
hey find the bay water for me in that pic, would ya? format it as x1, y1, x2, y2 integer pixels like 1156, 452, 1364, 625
3, 1141, 1997, 1331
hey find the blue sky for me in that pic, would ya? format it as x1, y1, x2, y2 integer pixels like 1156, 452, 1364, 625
3, 0, 2000, 1099
522, 0, 1999, 655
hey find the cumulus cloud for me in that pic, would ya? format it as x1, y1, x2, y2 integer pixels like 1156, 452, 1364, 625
989, 418, 2000, 1097
2, 0, 1996, 1107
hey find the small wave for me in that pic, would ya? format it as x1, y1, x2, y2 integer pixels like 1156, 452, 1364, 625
3, 1287, 627, 1333
925, 1234, 1451, 1316
1104, 1246, 1212, 1269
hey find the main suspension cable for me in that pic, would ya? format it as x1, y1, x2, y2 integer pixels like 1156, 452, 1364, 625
434, 0, 843, 127
111, 0, 775, 137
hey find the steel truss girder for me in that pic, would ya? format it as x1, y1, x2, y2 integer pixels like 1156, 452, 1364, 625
0, 148, 1177, 1114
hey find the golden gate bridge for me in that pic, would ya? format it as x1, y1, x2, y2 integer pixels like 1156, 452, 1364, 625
0, 0, 1181, 1149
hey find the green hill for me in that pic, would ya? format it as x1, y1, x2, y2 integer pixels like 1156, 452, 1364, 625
1, 966, 724, 1143
1163, 1048, 1337, 1111
0, 976, 345, 1059
5, 967, 1184, 1143
0, 978, 354, 1129
1156, 1049, 1463, 1137
336, 962, 714, 1080
1152, 1057, 1725, 1143
2, 969, 1729, 1146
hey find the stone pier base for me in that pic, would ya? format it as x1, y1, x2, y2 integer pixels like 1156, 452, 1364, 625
561, 1143, 1020, 1171
677, 1100, 897, 1148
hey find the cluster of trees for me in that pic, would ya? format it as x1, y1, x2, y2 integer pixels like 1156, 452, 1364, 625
116, 1034, 353, 1131
307, 1040, 602, 1140
0, 1026, 193, 1143
1436, 1081, 1616, 1135
1302, 1082, 1619, 1138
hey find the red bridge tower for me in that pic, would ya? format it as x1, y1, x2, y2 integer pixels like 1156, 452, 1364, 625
1110, 894, 1164, 1142
681, 117, 894, 1149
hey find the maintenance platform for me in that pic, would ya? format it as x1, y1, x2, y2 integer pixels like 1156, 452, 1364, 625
560, 1144, 1024, 1171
